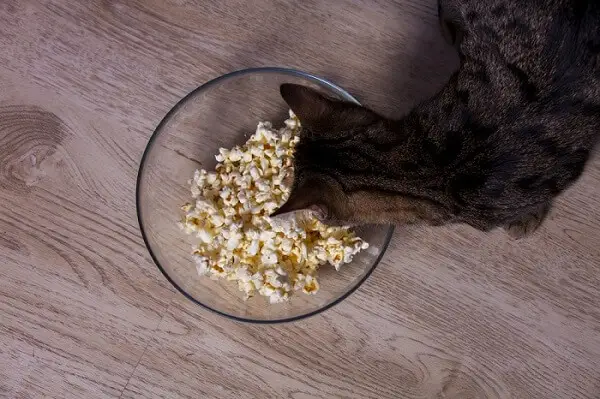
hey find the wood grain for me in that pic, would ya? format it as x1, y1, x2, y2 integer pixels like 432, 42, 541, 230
1, 0, 599, 398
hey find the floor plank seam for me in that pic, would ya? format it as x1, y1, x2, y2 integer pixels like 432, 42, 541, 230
117, 303, 171, 399
117, 338, 152, 399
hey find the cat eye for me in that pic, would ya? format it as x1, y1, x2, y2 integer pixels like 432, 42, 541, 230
438, 3, 464, 49
441, 19, 463, 48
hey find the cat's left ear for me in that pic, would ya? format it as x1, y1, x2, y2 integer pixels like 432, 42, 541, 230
280, 84, 336, 128
280, 84, 377, 132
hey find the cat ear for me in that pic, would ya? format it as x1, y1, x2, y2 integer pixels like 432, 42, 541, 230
280, 84, 337, 128
280, 83, 379, 133
270, 200, 329, 220
270, 180, 329, 220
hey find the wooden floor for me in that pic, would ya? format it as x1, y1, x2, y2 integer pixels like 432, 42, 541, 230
1, 1, 600, 398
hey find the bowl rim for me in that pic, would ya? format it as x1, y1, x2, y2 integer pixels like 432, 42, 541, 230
136, 67, 394, 323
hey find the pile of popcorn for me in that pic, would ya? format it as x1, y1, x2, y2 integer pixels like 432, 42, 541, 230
179, 111, 369, 303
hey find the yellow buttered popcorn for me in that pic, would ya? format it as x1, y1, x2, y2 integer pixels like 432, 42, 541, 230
179, 111, 369, 303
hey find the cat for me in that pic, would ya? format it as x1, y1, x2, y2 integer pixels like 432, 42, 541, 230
272, 0, 600, 238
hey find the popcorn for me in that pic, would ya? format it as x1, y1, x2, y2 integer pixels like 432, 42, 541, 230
179, 110, 369, 302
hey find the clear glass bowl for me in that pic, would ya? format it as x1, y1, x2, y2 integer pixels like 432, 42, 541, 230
136, 67, 394, 323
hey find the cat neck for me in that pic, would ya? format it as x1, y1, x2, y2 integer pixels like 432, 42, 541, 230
389, 95, 471, 167
362, 92, 476, 203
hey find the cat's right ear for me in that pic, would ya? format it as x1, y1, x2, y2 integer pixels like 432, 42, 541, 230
280, 84, 337, 128
270, 176, 331, 220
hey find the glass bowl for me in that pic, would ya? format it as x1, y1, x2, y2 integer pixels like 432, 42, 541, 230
137, 67, 393, 323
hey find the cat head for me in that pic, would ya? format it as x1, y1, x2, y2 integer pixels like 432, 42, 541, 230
271, 84, 382, 225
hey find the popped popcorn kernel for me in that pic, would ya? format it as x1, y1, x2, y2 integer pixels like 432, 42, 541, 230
179, 110, 369, 303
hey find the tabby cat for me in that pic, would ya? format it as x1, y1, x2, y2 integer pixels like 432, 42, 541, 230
273, 0, 600, 238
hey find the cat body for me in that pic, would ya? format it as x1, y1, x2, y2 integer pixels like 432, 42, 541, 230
275, 0, 600, 238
